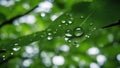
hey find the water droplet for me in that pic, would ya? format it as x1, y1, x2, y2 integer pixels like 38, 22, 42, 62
92, 27, 96, 31
14, 43, 18, 46
68, 40, 71, 43
70, 17, 73, 20
73, 41, 79, 47
58, 25, 62, 27
65, 33, 72, 37
48, 33, 52, 35
13, 47, 21, 51
11, 53, 14, 55
41, 13, 46, 17
85, 35, 90, 38
3, 58, 5, 60
65, 29, 73, 38
65, 23, 68, 25
41, 32, 46, 38
74, 27, 84, 37
47, 35, 53, 40
61, 20, 66, 23
2, 55, 5, 58
64, 37, 69, 42
68, 20, 72, 24
80, 16, 84, 19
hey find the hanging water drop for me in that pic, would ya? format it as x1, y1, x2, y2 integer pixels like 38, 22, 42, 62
74, 27, 84, 37
13, 46, 21, 51
64, 37, 69, 42
65, 29, 73, 38
65, 33, 72, 37
61, 20, 66, 24
47, 35, 53, 40
68, 20, 72, 24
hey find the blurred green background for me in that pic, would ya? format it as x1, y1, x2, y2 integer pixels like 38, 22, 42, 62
0, 0, 120, 68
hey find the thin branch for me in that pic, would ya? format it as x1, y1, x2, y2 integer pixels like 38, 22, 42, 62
0, 5, 38, 28
102, 20, 120, 28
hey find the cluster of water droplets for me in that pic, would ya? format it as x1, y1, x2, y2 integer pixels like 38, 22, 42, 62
46, 29, 54, 41
47, 32, 53, 40
2, 55, 6, 60
1, 43, 21, 61
13, 43, 21, 51
60, 14, 74, 27
64, 26, 84, 47
60, 20, 73, 27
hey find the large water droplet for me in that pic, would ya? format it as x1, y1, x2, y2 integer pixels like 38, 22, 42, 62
47, 35, 53, 40
74, 27, 84, 37
13, 47, 21, 51
65, 29, 73, 38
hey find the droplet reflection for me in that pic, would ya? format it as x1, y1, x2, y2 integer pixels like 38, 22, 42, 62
74, 27, 84, 37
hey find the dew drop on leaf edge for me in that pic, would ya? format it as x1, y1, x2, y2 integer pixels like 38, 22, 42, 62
74, 27, 84, 37
65, 29, 73, 38
47, 35, 53, 40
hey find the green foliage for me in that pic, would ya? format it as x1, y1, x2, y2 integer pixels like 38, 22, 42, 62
0, 0, 120, 68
